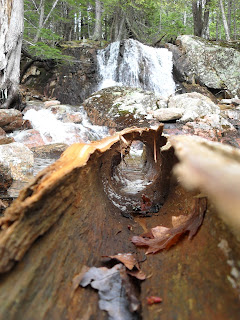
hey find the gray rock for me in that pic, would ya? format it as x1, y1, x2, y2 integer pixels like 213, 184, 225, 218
0, 143, 34, 181
153, 108, 183, 121
31, 143, 68, 159
174, 35, 240, 97
168, 92, 220, 122
83, 86, 160, 130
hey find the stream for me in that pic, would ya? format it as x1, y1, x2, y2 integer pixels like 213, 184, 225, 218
4, 39, 175, 201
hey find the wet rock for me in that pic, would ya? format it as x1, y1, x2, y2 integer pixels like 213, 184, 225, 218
31, 143, 68, 158
0, 128, 6, 136
44, 100, 61, 108
0, 109, 25, 132
0, 137, 15, 145
168, 92, 220, 122
153, 108, 183, 121
83, 86, 160, 130
47, 104, 83, 123
0, 143, 34, 181
173, 35, 240, 97
23, 101, 46, 113
3, 119, 32, 132
0, 109, 22, 127
12, 129, 46, 148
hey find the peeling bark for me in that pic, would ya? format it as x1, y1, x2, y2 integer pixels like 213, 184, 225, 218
0, 129, 239, 319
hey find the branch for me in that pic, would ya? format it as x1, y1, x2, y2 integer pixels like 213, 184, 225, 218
42, 0, 60, 27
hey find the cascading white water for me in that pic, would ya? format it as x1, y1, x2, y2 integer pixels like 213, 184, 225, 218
11, 106, 109, 146
97, 39, 175, 98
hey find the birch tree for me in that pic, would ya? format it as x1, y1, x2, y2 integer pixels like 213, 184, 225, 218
0, 0, 24, 108
219, 0, 231, 40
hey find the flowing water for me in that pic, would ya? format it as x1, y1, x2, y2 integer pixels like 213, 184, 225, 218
97, 39, 176, 98
5, 40, 176, 201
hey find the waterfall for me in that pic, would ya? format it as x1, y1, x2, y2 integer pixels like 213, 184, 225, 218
97, 39, 175, 98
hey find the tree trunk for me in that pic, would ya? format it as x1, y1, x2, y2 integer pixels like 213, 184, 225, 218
201, 0, 211, 38
192, 0, 211, 38
34, 0, 45, 43
192, 0, 203, 37
219, 0, 231, 40
91, 0, 102, 40
0, 0, 24, 109
233, 0, 237, 39
0, 128, 239, 319
227, 0, 232, 34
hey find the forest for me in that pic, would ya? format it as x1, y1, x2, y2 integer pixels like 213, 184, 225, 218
24, 0, 240, 60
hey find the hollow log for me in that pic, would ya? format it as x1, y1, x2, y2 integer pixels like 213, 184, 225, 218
0, 127, 239, 319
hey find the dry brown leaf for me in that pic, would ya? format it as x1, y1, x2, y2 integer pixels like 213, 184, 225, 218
132, 198, 207, 254
72, 265, 90, 292
103, 253, 139, 270
127, 269, 146, 280
151, 226, 170, 238
172, 215, 189, 228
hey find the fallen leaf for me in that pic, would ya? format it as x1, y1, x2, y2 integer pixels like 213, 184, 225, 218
172, 215, 189, 228
141, 194, 152, 211
127, 269, 146, 280
132, 198, 207, 254
146, 296, 162, 305
103, 253, 139, 270
72, 266, 90, 292
79, 264, 140, 319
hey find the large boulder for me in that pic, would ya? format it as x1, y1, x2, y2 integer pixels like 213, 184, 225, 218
168, 92, 221, 122
167, 35, 240, 97
83, 86, 164, 130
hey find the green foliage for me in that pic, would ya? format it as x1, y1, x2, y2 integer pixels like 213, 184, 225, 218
23, 0, 240, 60
28, 42, 71, 61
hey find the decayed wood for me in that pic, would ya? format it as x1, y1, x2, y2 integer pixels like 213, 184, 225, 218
170, 135, 240, 240
0, 125, 165, 273
0, 128, 239, 320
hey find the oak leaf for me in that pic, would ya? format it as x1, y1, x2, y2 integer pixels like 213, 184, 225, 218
131, 198, 207, 254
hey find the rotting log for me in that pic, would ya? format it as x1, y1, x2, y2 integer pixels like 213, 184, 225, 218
0, 127, 239, 320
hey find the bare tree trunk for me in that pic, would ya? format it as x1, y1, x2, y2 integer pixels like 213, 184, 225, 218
34, 0, 45, 43
216, 10, 220, 40
91, 0, 102, 40
0, 0, 24, 109
116, 15, 125, 41
201, 0, 211, 38
192, 0, 211, 38
233, 0, 237, 39
227, 0, 232, 35
192, 0, 203, 36
219, 0, 231, 40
